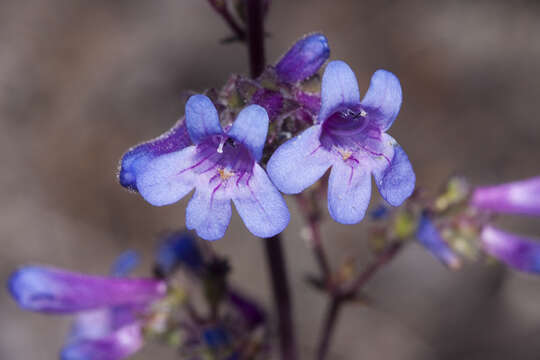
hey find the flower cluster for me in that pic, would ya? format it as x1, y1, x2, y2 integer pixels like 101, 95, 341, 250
118, 33, 416, 240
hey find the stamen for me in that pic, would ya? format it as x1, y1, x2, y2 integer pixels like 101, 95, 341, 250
337, 147, 353, 161
217, 137, 227, 154
218, 168, 235, 180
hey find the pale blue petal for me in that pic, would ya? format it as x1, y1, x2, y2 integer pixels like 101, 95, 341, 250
267, 125, 332, 194
361, 69, 402, 131
186, 188, 232, 241
227, 105, 269, 161
185, 94, 223, 144
233, 163, 290, 238
327, 161, 371, 224
373, 139, 415, 207
318, 60, 360, 122
136, 146, 197, 206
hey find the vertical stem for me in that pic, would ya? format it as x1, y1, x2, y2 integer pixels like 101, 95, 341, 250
264, 236, 298, 360
245, 1, 297, 359
246, 0, 265, 78
316, 296, 343, 360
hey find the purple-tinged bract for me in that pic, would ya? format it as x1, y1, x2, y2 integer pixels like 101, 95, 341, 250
481, 225, 540, 273
471, 176, 540, 216
8, 266, 166, 313
135, 94, 290, 240
416, 215, 461, 269
268, 60, 415, 224
275, 33, 330, 84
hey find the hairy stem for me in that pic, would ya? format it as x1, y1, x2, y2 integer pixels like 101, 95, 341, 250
244, 1, 297, 359
264, 236, 298, 360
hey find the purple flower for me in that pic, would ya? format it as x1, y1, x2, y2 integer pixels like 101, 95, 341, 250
118, 117, 191, 192
135, 95, 289, 240
481, 225, 540, 273
155, 231, 204, 275
471, 176, 540, 216
275, 33, 330, 84
8, 265, 166, 360
268, 61, 415, 224
416, 215, 461, 269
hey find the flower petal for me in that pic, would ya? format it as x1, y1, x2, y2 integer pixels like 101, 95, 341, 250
136, 146, 197, 206
227, 105, 269, 161
186, 188, 232, 241
327, 161, 371, 224
275, 33, 330, 83
416, 215, 461, 269
471, 176, 540, 216
373, 138, 415, 206
118, 118, 191, 192
185, 94, 223, 144
319, 60, 360, 122
267, 125, 332, 194
233, 163, 290, 238
361, 70, 402, 131
61, 323, 143, 360
481, 225, 540, 273
7, 266, 166, 313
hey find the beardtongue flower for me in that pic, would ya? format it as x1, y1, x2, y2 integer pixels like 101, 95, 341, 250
275, 33, 330, 84
7, 261, 166, 360
471, 176, 540, 216
481, 225, 540, 273
135, 94, 290, 240
267, 60, 415, 224
118, 117, 191, 192
416, 215, 461, 269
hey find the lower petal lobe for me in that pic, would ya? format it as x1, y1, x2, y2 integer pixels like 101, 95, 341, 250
233, 163, 290, 238
327, 160, 371, 224
186, 187, 232, 241
267, 125, 332, 194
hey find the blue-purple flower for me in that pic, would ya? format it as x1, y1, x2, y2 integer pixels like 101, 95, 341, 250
471, 176, 540, 216
416, 215, 461, 269
8, 264, 166, 360
134, 95, 289, 240
481, 225, 540, 273
268, 60, 415, 224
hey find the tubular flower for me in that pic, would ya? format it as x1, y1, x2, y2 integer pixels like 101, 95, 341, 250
135, 95, 289, 240
471, 176, 540, 216
416, 215, 461, 269
7, 262, 166, 360
481, 226, 540, 273
268, 60, 415, 224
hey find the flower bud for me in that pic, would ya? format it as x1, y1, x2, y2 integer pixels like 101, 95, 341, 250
416, 215, 461, 269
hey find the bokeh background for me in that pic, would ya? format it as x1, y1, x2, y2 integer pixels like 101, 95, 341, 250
2, 0, 540, 359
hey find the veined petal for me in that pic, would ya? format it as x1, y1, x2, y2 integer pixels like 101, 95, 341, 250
185, 94, 223, 144
7, 266, 166, 313
373, 136, 415, 206
118, 118, 190, 192
267, 125, 332, 194
275, 33, 330, 84
361, 70, 402, 131
233, 163, 290, 238
61, 323, 143, 360
327, 161, 371, 224
136, 146, 197, 206
471, 176, 540, 216
228, 105, 269, 161
416, 215, 461, 269
319, 60, 360, 122
481, 226, 540, 273
186, 188, 232, 241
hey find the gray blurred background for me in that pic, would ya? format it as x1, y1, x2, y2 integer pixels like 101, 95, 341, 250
2, 0, 540, 359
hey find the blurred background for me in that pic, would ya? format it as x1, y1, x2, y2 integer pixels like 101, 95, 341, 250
2, 0, 540, 359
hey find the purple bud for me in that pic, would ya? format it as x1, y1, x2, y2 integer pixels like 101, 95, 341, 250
8, 266, 166, 313
155, 231, 204, 275
481, 225, 540, 273
275, 33, 330, 83
416, 215, 461, 269
471, 176, 540, 216
61, 323, 143, 360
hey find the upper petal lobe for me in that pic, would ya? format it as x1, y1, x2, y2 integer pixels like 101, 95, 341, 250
319, 60, 360, 122
227, 105, 269, 162
185, 95, 223, 144
361, 69, 402, 131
